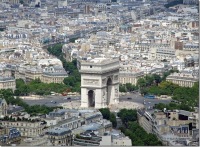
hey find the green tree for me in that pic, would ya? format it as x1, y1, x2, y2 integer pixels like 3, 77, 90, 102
119, 84, 127, 92
15, 79, 68, 96
99, 108, 111, 120
63, 76, 76, 87
145, 75, 154, 86
152, 74, 162, 85
110, 113, 117, 128
117, 109, 137, 127
125, 83, 138, 92
137, 78, 146, 88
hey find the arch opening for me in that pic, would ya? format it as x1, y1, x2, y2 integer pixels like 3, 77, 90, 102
88, 90, 95, 107
107, 78, 112, 105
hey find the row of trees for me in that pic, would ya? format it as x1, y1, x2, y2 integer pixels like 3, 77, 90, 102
15, 79, 68, 96
0, 89, 61, 115
119, 70, 178, 93
137, 69, 179, 89
117, 109, 162, 146
119, 83, 138, 92
47, 44, 81, 93
99, 108, 117, 128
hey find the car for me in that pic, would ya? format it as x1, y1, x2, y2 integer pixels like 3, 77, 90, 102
127, 97, 132, 100
148, 102, 151, 104
67, 97, 71, 100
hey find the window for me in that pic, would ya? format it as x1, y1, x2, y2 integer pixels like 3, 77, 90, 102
90, 65, 92, 68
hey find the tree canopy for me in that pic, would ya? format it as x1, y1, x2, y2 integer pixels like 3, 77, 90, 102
47, 44, 81, 93
119, 83, 138, 92
117, 109, 162, 146
15, 79, 68, 96
99, 108, 117, 128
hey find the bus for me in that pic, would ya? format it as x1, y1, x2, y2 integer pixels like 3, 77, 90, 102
144, 95, 155, 99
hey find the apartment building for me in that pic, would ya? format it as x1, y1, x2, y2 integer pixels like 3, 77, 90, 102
45, 127, 72, 146
41, 66, 68, 84
119, 71, 144, 85
15, 66, 42, 82
1, 120, 46, 137
0, 77, 16, 91
156, 48, 176, 61
137, 109, 153, 134
0, 67, 16, 91
166, 72, 198, 87
15, 65, 68, 84
0, 127, 21, 146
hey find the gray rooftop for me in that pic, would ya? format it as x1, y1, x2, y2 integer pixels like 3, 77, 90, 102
0, 76, 15, 82
82, 123, 102, 131
46, 127, 71, 136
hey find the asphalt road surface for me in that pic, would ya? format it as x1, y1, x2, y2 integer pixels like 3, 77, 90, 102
120, 92, 171, 109
23, 96, 81, 107
24, 93, 171, 108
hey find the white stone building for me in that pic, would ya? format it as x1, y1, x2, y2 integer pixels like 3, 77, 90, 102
166, 72, 198, 87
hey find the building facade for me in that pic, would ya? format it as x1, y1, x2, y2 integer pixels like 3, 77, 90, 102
0, 127, 21, 146
1, 120, 46, 137
45, 127, 72, 146
119, 71, 144, 85
137, 110, 153, 134
166, 73, 198, 87
15, 66, 68, 84
0, 77, 16, 91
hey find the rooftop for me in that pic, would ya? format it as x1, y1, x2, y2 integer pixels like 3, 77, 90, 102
46, 127, 71, 136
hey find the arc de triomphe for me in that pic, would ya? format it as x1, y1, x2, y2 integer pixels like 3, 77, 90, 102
79, 58, 120, 109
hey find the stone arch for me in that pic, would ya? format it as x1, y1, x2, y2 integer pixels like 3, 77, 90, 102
107, 77, 112, 105
88, 90, 95, 107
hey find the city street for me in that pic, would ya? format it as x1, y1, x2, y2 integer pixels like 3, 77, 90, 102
23, 93, 171, 108
120, 92, 171, 109
23, 95, 81, 107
